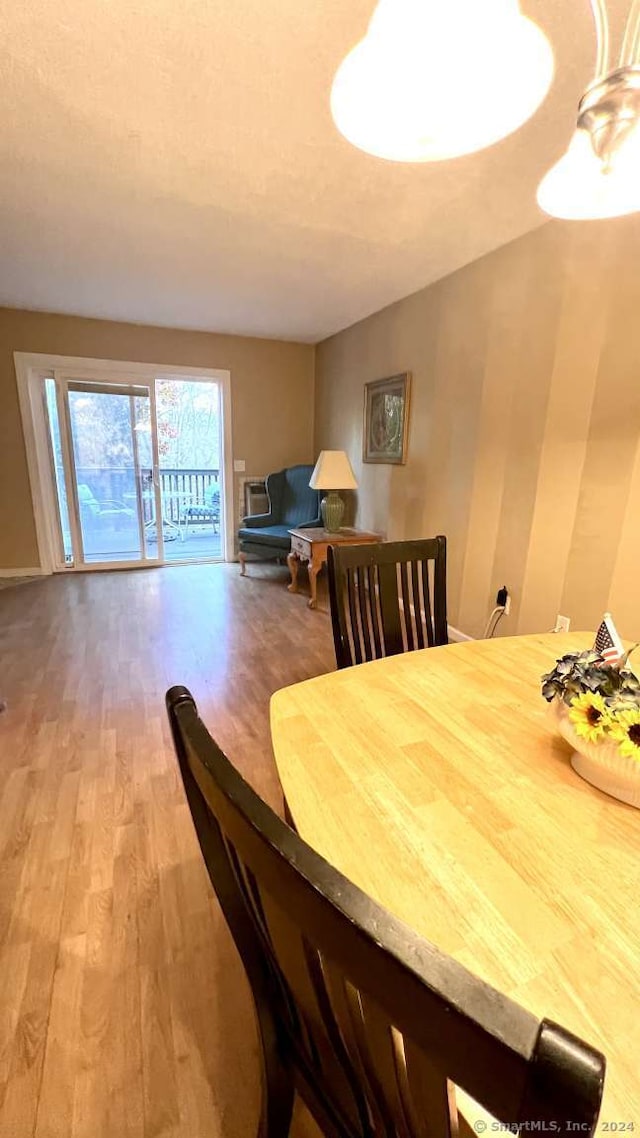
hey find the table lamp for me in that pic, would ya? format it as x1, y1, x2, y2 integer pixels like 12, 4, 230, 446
309, 450, 358, 533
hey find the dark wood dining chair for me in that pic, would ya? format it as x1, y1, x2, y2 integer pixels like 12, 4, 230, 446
166, 685, 605, 1138
328, 536, 448, 670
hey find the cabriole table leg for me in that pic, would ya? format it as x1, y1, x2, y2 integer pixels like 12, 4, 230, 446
307, 555, 320, 609
287, 550, 300, 594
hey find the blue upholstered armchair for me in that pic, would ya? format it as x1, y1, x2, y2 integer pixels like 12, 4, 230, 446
238, 464, 321, 571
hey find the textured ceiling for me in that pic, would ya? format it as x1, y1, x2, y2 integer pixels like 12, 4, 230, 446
0, 1, 632, 342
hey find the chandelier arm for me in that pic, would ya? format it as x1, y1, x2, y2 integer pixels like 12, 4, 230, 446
620, 0, 640, 65
589, 0, 610, 78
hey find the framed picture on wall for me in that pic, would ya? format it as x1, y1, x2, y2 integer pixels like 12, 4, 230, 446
363, 373, 411, 464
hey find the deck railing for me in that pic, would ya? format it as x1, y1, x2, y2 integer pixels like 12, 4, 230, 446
74, 466, 220, 524
153, 468, 220, 523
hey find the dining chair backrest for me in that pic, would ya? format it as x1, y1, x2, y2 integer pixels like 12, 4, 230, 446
166, 685, 605, 1138
328, 536, 448, 670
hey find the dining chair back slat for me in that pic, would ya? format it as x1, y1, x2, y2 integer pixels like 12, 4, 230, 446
355, 566, 372, 663
328, 537, 448, 670
366, 563, 384, 659
402, 1038, 458, 1138
346, 569, 363, 666
166, 685, 606, 1138
356, 989, 417, 1138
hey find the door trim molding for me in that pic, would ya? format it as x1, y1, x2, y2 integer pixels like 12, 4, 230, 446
14, 352, 234, 572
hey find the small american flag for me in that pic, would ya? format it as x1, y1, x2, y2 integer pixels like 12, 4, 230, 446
593, 612, 624, 664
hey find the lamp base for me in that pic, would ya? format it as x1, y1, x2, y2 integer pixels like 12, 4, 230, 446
321, 491, 344, 533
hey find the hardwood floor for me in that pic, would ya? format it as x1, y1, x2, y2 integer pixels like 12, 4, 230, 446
0, 563, 335, 1138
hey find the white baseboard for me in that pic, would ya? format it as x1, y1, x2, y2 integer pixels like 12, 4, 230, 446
0, 567, 44, 578
398, 600, 473, 644
447, 624, 474, 642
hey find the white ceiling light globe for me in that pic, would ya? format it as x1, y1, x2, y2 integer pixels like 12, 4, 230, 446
538, 117, 640, 220
330, 0, 554, 162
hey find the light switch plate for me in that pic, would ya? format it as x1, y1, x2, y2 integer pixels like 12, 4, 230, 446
233, 459, 246, 473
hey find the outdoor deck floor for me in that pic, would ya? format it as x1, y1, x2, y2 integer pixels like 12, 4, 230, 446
83, 527, 222, 564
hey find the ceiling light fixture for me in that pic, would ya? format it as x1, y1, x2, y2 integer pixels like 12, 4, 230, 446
330, 0, 554, 163
538, 0, 640, 219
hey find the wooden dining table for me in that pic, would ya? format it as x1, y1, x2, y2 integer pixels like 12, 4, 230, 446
270, 632, 639, 1128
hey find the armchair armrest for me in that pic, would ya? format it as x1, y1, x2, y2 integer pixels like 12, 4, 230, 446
241, 512, 275, 529
297, 518, 323, 529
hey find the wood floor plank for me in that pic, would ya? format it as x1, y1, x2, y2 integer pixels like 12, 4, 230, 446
0, 939, 32, 1095
35, 932, 86, 1138
0, 859, 70, 1137
0, 563, 333, 1137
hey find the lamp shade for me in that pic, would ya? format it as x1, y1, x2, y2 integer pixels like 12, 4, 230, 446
309, 451, 358, 490
330, 0, 554, 162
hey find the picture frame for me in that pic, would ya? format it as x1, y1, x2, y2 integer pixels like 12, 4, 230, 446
363, 372, 411, 465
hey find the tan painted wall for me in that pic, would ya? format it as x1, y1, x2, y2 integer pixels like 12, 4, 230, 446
315, 219, 640, 641
0, 308, 315, 569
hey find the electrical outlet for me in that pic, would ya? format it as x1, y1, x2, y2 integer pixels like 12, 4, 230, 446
556, 614, 571, 633
496, 585, 511, 615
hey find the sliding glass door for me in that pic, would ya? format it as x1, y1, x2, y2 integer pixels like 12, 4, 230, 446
41, 370, 225, 571
155, 377, 222, 563
67, 381, 160, 566
45, 377, 162, 569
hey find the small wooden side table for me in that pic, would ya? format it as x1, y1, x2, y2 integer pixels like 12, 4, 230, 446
287, 527, 379, 610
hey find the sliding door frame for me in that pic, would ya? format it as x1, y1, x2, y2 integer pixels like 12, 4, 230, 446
14, 353, 234, 575
58, 374, 163, 571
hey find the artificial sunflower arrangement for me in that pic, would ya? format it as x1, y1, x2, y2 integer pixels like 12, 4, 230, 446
541, 644, 640, 756
541, 615, 640, 807
609, 708, 640, 760
568, 691, 609, 743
